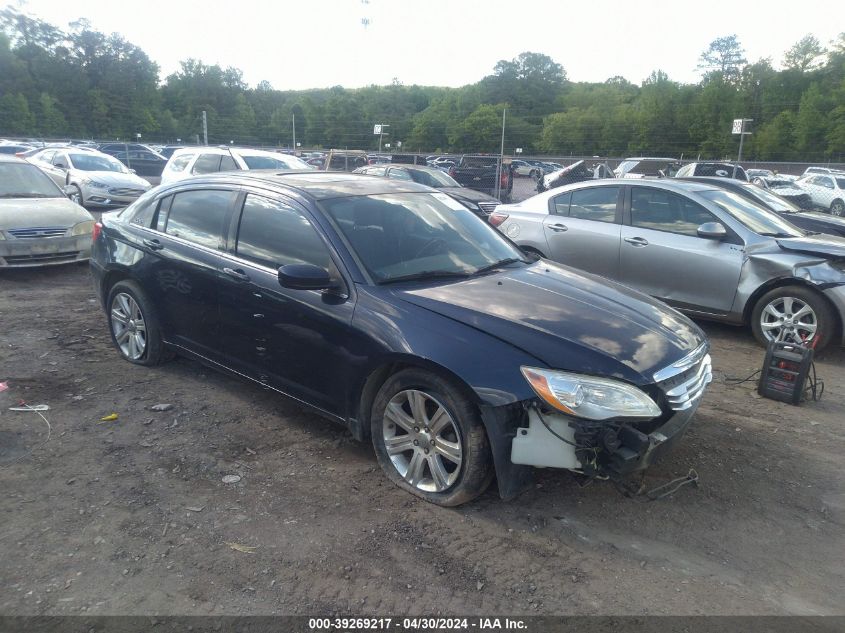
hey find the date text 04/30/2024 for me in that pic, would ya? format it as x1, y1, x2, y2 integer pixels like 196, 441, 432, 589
308, 617, 528, 630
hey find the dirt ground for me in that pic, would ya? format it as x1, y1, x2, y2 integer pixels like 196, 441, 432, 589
1, 262, 843, 617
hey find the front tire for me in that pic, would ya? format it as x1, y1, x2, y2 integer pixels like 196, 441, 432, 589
371, 368, 493, 506
106, 280, 169, 366
751, 285, 835, 351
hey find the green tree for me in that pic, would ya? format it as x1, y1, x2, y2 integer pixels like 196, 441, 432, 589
698, 35, 747, 83
783, 35, 826, 72
0, 91, 33, 132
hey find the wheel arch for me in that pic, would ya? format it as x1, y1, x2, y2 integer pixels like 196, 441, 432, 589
99, 268, 133, 309
743, 277, 842, 338
350, 356, 484, 442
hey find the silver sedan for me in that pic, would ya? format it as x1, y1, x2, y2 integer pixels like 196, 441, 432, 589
0, 156, 95, 267
492, 178, 845, 350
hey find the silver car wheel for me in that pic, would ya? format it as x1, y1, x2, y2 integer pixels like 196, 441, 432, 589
110, 292, 147, 360
760, 296, 817, 343
382, 389, 462, 493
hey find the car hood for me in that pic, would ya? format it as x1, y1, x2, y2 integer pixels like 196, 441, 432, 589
392, 261, 705, 384
777, 234, 845, 259
770, 185, 808, 196
0, 197, 93, 229
74, 170, 150, 188
438, 187, 499, 204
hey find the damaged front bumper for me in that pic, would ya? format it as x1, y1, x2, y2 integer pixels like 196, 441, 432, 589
510, 402, 701, 477
511, 349, 711, 478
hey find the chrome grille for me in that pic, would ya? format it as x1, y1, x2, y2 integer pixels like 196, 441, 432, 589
4, 251, 79, 264
107, 187, 144, 197
657, 354, 712, 411
7, 226, 68, 239
478, 201, 499, 215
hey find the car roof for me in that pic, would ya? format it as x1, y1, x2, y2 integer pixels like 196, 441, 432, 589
161, 171, 434, 200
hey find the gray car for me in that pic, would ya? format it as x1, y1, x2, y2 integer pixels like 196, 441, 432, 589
0, 155, 95, 267
492, 178, 845, 350
28, 146, 151, 208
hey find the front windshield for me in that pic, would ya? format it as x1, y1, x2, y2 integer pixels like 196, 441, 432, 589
241, 154, 311, 170
408, 169, 460, 188
745, 185, 799, 212
70, 153, 127, 173
321, 192, 525, 283
700, 189, 803, 237
0, 162, 63, 198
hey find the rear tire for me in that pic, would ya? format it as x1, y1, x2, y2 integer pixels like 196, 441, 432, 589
371, 368, 493, 506
831, 199, 844, 216
106, 280, 170, 366
751, 285, 835, 351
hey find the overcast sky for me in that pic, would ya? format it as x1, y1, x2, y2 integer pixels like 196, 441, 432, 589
7, 0, 844, 89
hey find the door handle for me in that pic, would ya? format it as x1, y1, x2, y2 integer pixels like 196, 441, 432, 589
624, 236, 649, 247
223, 267, 250, 281
548, 223, 568, 232
142, 238, 164, 251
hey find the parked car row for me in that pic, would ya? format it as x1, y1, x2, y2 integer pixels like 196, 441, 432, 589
491, 177, 845, 351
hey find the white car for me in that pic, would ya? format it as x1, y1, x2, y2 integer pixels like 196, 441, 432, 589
160, 147, 313, 185
795, 173, 845, 216
28, 146, 151, 208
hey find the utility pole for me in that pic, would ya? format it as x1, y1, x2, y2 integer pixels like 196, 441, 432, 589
292, 113, 296, 153
732, 118, 752, 179
495, 108, 506, 200
202, 110, 208, 146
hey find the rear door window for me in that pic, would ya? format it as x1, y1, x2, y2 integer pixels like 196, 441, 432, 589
164, 189, 235, 249
569, 187, 619, 223
192, 154, 222, 175
550, 191, 571, 215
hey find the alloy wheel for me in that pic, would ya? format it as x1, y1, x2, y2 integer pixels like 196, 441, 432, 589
832, 200, 844, 217
110, 292, 147, 360
759, 296, 817, 344
382, 389, 462, 493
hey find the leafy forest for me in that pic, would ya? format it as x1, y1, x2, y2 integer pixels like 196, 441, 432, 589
1, 7, 844, 160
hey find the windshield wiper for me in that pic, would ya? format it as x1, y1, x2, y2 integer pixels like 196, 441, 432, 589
472, 257, 524, 276
379, 270, 472, 285
0, 193, 54, 198
759, 232, 798, 238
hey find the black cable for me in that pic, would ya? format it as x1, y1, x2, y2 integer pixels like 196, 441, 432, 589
534, 406, 578, 447
725, 369, 762, 385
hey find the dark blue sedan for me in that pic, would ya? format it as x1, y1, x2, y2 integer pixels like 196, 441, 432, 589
91, 172, 711, 505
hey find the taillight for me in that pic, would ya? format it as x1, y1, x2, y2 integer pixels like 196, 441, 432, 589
489, 212, 509, 227
92, 222, 102, 242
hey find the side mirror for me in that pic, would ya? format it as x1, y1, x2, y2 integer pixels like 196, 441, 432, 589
697, 222, 728, 240
129, 168, 137, 174
54, 163, 67, 170
278, 264, 334, 291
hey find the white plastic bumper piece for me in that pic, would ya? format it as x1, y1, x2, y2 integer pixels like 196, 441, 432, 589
510, 409, 581, 469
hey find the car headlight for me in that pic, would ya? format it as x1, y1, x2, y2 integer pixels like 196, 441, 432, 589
521, 367, 661, 420
71, 220, 95, 236
83, 179, 108, 189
